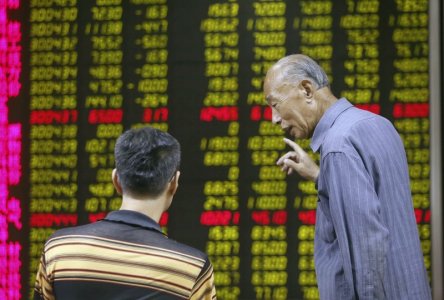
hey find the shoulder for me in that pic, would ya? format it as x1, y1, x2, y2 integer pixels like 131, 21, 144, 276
322, 107, 395, 155
332, 106, 390, 137
161, 237, 210, 264
43, 221, 106, 251
46, 221, 100, 242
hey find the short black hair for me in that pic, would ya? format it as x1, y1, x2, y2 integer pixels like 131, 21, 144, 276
114, 126, 181, 197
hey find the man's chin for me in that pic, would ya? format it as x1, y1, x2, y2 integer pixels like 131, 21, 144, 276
283, 127, 293, 137
285, 130, 299, 139
287, 128, 298, 138
287, 129, 307, 140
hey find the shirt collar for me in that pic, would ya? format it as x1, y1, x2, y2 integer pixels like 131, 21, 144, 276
310, 98, 353, 153
104, 210, 163, 234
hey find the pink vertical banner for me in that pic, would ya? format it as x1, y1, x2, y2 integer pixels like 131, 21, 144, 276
0, 0, 22, 299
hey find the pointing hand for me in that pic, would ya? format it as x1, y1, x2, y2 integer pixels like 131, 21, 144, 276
276, 138, 319, 182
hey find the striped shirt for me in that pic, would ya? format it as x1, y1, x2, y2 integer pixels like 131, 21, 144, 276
34, 210, 216, 300
311, 99, 431, 299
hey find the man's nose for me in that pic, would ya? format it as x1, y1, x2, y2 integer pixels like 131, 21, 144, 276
272, 111, 281, 124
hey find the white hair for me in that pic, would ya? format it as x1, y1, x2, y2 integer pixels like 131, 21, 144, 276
274, 54, 329, 89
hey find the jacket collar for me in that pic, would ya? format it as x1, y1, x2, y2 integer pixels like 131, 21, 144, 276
104, 210, 164, 234
310, 98, 353, 153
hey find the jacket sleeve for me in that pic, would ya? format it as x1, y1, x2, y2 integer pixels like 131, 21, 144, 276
34, 250, 54, 300
323, 152, 389, 299
190, 257, 217, 300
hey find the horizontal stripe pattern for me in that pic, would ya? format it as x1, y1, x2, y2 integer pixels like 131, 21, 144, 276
34, 210, 216, 300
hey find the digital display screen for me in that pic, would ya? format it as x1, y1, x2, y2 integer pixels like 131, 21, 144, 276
0, 0, 432, 299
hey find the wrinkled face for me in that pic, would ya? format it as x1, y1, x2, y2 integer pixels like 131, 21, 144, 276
264, 71, 316, 139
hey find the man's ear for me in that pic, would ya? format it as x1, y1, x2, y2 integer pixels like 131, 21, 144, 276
112, 169, 123, 195
168, 171, 180, 196
299, 79, 315, 100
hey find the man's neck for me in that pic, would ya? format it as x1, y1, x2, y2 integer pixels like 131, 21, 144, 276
119, 195, 165, 223
316, 87, 338, 113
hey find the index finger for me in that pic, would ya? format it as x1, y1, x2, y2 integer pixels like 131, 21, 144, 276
283, 138, 305, 154
276, 151, 297, 165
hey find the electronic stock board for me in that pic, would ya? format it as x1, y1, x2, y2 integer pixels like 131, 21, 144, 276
0, 0, 436, 299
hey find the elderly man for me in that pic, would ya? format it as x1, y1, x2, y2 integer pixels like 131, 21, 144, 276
264, 54, 431, 299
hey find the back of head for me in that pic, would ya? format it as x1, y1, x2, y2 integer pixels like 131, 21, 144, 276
114, 126, 181, 198
273, 54, 330, 90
